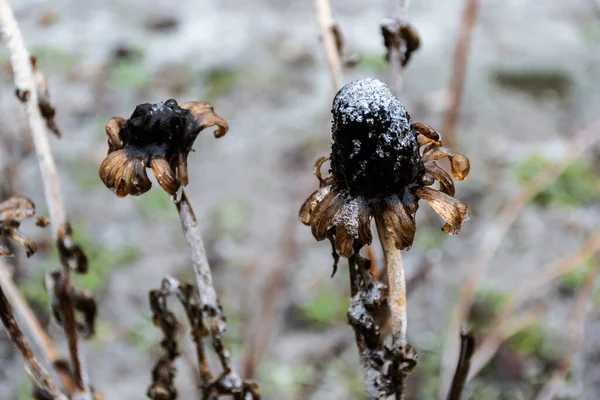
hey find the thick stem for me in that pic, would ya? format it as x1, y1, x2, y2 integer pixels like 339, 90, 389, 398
314, 0, 344, 91
174, 191, 225, 337
0, 283, 67, 400
375, 215, 407, 347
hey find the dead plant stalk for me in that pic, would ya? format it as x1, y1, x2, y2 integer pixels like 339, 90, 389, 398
314, 0, 344, 90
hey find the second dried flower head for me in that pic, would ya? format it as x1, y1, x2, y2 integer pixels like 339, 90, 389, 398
99, 99, 228, 197
300, 78, 470, 263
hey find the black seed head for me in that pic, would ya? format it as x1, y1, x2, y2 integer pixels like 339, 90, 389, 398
330, 78, 423, 198
120, 99, 190, 150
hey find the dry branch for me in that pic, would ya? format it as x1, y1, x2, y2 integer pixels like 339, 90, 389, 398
440, 119, 600, 395
446, 330, 475, 400
0, 283, 66, 400
314, 0, 344, 90
440, 0, 478, 149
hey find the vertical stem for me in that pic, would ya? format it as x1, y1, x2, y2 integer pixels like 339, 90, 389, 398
174, 191, 225, 337
0, 284, 67, 400
440, 0, 478, 149
314, 0, 344, 91
375, 215, 407, 347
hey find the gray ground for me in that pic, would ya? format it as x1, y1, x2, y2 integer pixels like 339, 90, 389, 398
1, 0, 600, 399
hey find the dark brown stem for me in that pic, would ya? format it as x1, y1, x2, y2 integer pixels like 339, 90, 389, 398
447, 330, 475, 400
0, 284, 66, 400
440, 0, 478, 149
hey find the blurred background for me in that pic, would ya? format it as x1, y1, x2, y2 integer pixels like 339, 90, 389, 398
1, 0, 600, 399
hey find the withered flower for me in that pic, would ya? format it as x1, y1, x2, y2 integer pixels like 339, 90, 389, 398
0, 196, 49, 257
299, 78, 470, 266
381, 20, 421, 67
99, 99, 228, 197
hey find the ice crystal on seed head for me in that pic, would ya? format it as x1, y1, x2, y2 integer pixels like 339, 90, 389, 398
330, 78, 423, 198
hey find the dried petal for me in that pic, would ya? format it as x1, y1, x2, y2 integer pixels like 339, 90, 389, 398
422, 146, 455, 162
177, 153, 189, 187
0, 245, 12, 257
357, 204, 373, 246
71, 287, 97, 339
335, 225, 354, 258
415, 187, 470, 235
425, 161, 455, 197
313, 156, 330, 187
131, 160, 153, 195
379, 197, 416, 250
99, 150, 127, 192
105, 117, 127, 151
115, 161, 135, 197
180, 101, 229, 139
299, 189, 320, 225
0, 196, 35, 222
151, 157, 180, 195
6, 230, 37, 257
412, 122, 440, 146
450, 153, 470, 180
311, 191, 343, 241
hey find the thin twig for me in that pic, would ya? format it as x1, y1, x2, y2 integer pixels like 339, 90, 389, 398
314, 0, 344, 90
440, 0, 478, 149
467, 229, 600, 381
0, 282, 66, 400
446, 330, 475, 400
375, 216, 407, 347
0, 262, 76, 395
174, 191, 225, 337
535, 259, 599, 400
440, 119, 600, 396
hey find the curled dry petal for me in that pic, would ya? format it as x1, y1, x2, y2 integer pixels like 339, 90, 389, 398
357, 205, 373, 246
425, 161, 455, 197
412, 122, 440, 146
379, 197, 416, 250
177, 153, 189, 187
151, 157, 180, 195
299, 189, 320, 225
310, 191, 343, 241
105, 117, 127, 151
0, 196, 35, 222
313, 156, 330, 187
131, 160, 153, 195
99, 150, 127, 194
415, 187, 470, 235
450, 153, 470, 180
335, 225, 354, 258
180, 101, 229, 139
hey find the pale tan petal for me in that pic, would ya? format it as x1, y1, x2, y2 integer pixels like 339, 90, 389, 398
150, 157, 180, 195
412, 122, 441, 147
105, 117, 127, 151
422, 146, 455, 162
180, 101, 229, 138
311, 191, 343, 241
380, 197, 416, 250
450, 153, 470, 180
99, 150, 127, 192
425, 161, 455, 197
299, 190, 320, 225
335, 225, 355, 258
415, 187, 470, 235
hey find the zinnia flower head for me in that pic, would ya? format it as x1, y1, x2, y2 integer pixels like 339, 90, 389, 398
300, 78, 470, 266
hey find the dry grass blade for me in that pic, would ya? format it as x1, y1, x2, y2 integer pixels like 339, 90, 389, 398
440, 119, 600, 396
314, 0, 344, 90
0, 282, 66, 400
535, 258, 599, 400
446, 330, 475, 400
440, 0, 478, 149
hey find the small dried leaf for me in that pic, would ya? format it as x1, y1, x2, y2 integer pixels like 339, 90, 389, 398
415, 187, 470, 235
57, 223, 88, 273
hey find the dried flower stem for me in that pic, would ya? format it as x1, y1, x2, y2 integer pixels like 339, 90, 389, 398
467, 228, 600, 381
440, 0, 478, 149
0, 262, 76, 395
314, 0, 344, 90
376, 216, 407, 347
174, 191, 225, 337
440, 119, 600, 396
446, 330, 475, 400
535, 260, 599, 400
0, 280, 66, 400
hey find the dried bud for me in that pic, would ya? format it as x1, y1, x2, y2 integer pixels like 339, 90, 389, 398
0, 196, 47, 257
99, 99, 228, 197
300, 78, 471, 269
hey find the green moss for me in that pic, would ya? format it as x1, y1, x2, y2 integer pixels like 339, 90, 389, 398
16, 377, 35, 400
492, 68, 573, 101
203, 67, 244, 100
137, 189, 173, 219
414, 224, 448, 251
29, 45, 79, 73
514, 155, 600, 207
507, 324, 555, 359
209, 199, 251, 240
300, 289, 347, 328
21, 226, 139, 308
559, 259, 593, 296
109, 47, 151, 90
355, 52, 388, 73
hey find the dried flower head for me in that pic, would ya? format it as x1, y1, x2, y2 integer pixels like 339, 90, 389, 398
381, 20, 421, 67
0, 196, 48, 257
299, 78, 470, 267
99, 99, 228, 197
